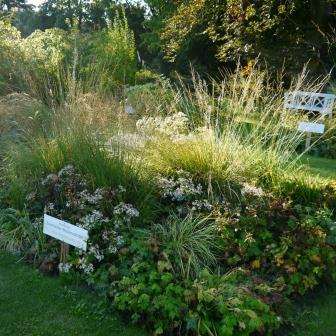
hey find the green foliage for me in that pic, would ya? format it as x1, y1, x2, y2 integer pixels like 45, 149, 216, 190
0, 12, 138, 101
0, 208, 45, 257
310, 125, 336, 160
153, 214, 221, 279
0, 21, 71, 101
125, 80, 175, 117
0, 0, 29, 11
83, 10, 137, 88
1, 56, 336, 336
161, 0, 336, 74
114, 239, 278, 335
21, 28, 71, 101
3, 132, 157, 222
0, 21, 23, 94
135, 69, 161, 85
219, 198, 336, 296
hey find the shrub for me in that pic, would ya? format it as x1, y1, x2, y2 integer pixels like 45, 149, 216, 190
20, 28, 71, 103
34, 165, 140, 275
83, 10, 137, 89
142, 124, 299, 196
135, 69, 161, 85
124, 80, 175, 117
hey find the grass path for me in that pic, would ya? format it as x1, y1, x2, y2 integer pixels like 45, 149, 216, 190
283, 285, 336, 336
301, 155, 336, 180
295, 285, 336, 336
0, 251, 146, 336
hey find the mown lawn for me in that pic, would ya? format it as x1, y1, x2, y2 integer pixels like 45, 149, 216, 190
0, 251, 146, 336
301, 155, 336, 180
289, 285, 336, 336
282, 155, 336, 335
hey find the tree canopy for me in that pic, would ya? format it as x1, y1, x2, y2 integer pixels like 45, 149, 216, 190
1, 0, 336, 77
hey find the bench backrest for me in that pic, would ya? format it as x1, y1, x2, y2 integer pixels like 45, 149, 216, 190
284, 91, 336, 117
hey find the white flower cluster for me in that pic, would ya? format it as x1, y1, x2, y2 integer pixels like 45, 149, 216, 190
89, 244, 104, 262
58, 262, 73, 273
102, 229, 124, 255
191, 199, 213, 212
32, 217, 43, 229
136, 112, 189, 138
41, 174, 58, 186
46, 202, 55, 212
158, 170, 202, 202
78, 210, 107, 230
79, 188, 105, 205
108, 245, 118, 254
106, 132, 146, 150
101, 229, 124, 244
241, 183, 264, 198
118, 185, 126, 193
78, 257, 94, 274
113, 202, 139, 223
58, 165, 75, 178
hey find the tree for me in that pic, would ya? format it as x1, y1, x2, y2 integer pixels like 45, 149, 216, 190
161, 0, 336, 75
38, 0, 90, 30
13, 7, 41, 36
0, 0, 30, 11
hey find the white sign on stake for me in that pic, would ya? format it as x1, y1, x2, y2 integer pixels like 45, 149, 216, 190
297, 122, 325, 134
43, 214, 88, 250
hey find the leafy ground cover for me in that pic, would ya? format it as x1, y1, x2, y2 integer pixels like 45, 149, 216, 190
0, 251, 146, 336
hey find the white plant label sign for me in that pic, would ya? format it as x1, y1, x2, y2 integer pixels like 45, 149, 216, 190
297, 122, 325, 134
43, 214, 88, 250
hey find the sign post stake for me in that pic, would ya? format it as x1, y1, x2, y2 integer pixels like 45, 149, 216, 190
305, 132, 312, 151
60, 242, 69, 264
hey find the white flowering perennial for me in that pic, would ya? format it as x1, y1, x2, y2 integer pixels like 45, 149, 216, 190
58, 165, 75, 178
191, 199, 213, 212
79, 210, 106, 230
58, 262, 73, 273
241, 183, 264, 198
136, 112, 189, 139
79, 188, 106, 205
158, 170, 203, 202
113, 202, 140, 223
39, 166, 139, 278
118, 185, 126, 193
89, 244, 104, 262
41, 174, 58, 186
32, 217, 43, 229
46, 202, 55, 212
79, 259, 95, 274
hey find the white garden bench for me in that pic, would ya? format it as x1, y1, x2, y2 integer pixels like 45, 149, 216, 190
284, 91, 336, 118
